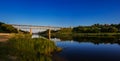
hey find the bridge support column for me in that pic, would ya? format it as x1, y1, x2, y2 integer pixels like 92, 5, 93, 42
17, 27, 20, 33
30, 28, 32, 35
48, 29, 51, 40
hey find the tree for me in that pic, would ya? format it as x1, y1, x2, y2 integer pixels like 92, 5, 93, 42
0, 22, 18, 33
0, 24, 18, 33
108, 27, 118, 33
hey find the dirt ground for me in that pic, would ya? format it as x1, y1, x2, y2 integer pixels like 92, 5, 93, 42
0, 35, 9, 42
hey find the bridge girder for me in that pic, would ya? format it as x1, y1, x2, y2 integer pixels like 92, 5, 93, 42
11, 24, 61, 33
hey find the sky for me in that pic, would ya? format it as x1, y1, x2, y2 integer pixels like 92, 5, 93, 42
0, 0, 120, 27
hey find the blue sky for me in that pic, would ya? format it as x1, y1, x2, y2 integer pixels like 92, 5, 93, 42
0, 0, 120, 27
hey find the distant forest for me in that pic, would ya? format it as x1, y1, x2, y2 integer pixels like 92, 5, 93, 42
73, 23, 120, 33
39, 23, 120, 36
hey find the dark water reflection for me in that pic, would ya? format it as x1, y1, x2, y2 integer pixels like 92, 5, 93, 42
56, 36, 120, 45
52, 36, 120, 61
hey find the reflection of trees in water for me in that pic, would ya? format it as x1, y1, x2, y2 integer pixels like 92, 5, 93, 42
73, 36, 120, 45
55, 36, 120, 45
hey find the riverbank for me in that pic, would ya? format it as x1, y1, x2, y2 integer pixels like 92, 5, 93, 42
0, 33, 10, 42
46, 33, 120, 38
0, 34, 62, 61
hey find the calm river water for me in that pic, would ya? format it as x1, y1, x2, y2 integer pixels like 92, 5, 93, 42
33, 34, 120, 61
51, 37, 120, 61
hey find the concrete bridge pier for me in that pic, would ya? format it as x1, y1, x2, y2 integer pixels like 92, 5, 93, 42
30, 28, 32, 35
17, 27, 20, 33
29, 28, 51, 40
48, 29, 51, 40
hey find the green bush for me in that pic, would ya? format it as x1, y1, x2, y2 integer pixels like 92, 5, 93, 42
7, 34, 60, 61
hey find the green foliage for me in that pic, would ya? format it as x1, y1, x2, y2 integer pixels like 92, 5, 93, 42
73, 24, 120, 33
39, 23, 120, 39
8, 34, 57, 54
0, 22, 29, 33
58, 28, 72, 34
4, 34, 60, 61
0, 22, 18, 33
1, 24, 18, 33
101, 26, 118, 33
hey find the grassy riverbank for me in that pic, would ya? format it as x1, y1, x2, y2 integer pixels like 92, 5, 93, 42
0, 34, 62, 61
47, 33, 120, 38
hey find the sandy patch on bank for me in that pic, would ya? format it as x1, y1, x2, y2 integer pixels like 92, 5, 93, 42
0, 35, 9, 42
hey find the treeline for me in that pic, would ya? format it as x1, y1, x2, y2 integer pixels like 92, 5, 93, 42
0, 22, 29, 33
39, 23, 120, 37
40, 23, 120, 34
73, 24, 120, 33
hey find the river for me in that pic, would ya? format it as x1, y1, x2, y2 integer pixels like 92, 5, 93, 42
33, 34, 120, 61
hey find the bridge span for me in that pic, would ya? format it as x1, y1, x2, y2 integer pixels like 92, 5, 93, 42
10, 24, 62, 34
